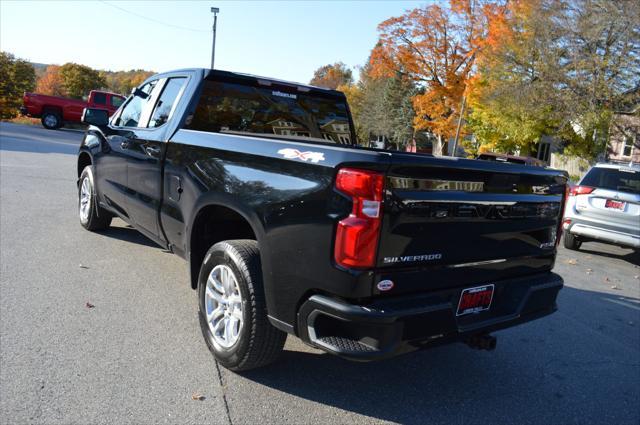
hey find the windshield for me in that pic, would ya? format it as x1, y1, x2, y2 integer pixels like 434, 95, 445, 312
188, 80, 353, 144
581, 167, 640, 194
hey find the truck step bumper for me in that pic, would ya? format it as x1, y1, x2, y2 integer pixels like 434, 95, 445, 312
297, 272, 563, 361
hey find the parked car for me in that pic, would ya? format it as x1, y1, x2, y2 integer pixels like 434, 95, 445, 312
76, 68, 568, 371
21, 90, 125, 129
563, 162, 640, 250
477, 152, 546, 167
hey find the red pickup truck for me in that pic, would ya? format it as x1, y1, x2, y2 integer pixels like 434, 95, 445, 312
21, 90, 125, 129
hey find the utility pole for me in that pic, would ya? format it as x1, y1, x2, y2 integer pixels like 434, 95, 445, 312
210, 7, 220, 69
451, 94, 467, 157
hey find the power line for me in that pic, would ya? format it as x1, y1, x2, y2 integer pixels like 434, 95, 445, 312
98, 0, 210, 33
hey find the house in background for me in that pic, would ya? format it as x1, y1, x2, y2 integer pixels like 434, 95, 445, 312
608, 104, 639, 163
267, 118, 352, 144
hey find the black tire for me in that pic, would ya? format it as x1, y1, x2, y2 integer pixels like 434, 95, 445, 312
78, 166, 112, 231
41, 111, 61, 130
563, 232, 581, 250
198, 240, 286, 371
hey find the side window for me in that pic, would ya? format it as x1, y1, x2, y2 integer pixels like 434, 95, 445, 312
148, 77, 187, 128
93, 92, 106, 105
116, 81, 157, 128
111, 96, 124, 108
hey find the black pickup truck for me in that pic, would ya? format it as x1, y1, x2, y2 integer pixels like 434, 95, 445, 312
77, 68, 567, 371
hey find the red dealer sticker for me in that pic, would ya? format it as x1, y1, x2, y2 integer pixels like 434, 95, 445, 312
456, 284, 495, 316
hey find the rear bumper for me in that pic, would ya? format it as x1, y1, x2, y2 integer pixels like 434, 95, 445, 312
564, 220, 639, 248
297, 272, 563, 361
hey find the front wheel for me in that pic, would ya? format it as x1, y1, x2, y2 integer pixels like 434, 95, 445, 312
78, 166, 112, 231
198, 240, 286, 371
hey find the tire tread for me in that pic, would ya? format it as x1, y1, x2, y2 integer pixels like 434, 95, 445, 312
203, 240, 286, 371
79, 166, 112, 231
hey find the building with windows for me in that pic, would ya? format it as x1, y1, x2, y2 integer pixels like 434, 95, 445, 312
608, 104, 639, 163
267, 118, 352, 143
267, 119, 310, 138
320, 119, 351, 144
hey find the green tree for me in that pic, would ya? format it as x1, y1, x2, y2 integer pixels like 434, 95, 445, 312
382, 73, 417, 147
310, 62, 353, 89
350, 63, 417, 149
467, 0, 640, 159
556, 0, 640, 158
59, 63, 106, 99
0, 51, 36, 119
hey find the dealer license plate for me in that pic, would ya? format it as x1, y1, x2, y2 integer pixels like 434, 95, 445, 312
456, 284, 495, 316
605, 199, 625, 210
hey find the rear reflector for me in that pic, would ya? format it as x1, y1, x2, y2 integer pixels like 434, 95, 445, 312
334, 168, 384, 268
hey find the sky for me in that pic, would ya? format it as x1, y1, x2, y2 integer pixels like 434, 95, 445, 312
0, 0, 429, 84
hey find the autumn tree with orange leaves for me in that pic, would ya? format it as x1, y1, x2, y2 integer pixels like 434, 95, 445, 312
36, 65, 66, 97
310, 62, 353, 90
370, 0, 498, 155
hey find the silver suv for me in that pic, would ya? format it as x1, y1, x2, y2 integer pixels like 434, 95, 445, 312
563, 162, 639, 250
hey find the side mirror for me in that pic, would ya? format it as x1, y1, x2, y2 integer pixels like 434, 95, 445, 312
81, 108, 109, 127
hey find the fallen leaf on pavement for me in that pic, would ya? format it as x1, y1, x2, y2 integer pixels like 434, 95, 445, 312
191, 393, 205, 401
79, 264, 89, 269
565, 259, 577, 265
634, 275, 639, 280
610, 285, 620, 290
586, 268, 593, 274
85, 302, 95, 309
604, 277, 610, 282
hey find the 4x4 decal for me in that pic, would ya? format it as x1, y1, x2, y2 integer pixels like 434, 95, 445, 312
277, 148, 325, 163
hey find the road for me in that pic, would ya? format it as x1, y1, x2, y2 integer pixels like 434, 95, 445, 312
1, 122, 639, 425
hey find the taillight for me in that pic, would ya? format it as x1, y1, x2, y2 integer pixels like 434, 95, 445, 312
334, 168, 384, 268
569, 185, 594, 196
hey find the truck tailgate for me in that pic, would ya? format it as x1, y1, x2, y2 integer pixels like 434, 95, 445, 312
376, 154, 567, 294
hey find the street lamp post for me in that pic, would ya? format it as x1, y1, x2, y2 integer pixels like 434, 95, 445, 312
210, 7, 220, 69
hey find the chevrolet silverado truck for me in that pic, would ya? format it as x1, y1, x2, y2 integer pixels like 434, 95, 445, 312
21, 90, 125, 129
76, 68, 568, 371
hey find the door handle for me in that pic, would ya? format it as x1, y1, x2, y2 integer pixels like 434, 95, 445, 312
145, 145, 161, 156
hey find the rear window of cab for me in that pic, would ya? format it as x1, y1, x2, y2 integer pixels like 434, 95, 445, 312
187, 80, 353, 145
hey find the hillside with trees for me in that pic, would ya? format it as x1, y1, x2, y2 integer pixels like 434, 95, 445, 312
0, 51, 153, 118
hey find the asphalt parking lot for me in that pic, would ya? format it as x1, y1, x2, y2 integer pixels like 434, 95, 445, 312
1, 122, 639, 425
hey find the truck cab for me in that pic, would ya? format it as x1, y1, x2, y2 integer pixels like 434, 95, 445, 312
21, 90, 125, 129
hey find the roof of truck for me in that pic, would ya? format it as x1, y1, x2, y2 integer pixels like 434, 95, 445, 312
209, 68, 341, 93
151, 68, 345, 98
156, 68, 343, 97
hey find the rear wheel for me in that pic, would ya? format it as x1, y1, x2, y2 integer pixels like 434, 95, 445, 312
198, 240, 286, 371
41, 112, 61, 130
563, 232, 581, 250
78, 166, 112, 231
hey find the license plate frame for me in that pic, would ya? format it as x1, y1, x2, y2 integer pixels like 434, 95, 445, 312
605, 199, 625, 210
456, 284, 495, 316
